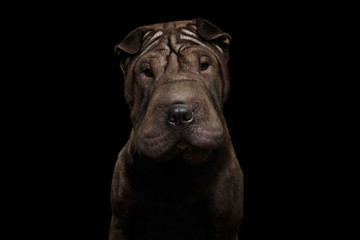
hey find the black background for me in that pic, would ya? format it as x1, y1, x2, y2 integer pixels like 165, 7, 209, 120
10, 2, 340, 239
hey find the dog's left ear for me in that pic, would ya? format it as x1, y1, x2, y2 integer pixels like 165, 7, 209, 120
114, 27, 144, 73
196, 18, 232, 60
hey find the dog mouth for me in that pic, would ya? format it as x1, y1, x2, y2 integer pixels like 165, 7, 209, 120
176, 140, 192, 151
135, 117, 224, 161
141, 139, 211, 164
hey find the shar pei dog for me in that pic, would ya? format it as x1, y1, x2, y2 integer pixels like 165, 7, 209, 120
110, 18, 243, 240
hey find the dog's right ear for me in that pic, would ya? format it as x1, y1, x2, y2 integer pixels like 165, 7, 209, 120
114, 28, 144, 73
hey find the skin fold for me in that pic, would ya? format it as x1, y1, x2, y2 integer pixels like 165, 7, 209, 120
110, 19, 243, 240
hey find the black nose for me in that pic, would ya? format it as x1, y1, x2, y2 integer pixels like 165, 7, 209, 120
167, 106, 193, 126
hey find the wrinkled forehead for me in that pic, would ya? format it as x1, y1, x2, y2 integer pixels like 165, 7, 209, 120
143, 20, 195, 31
139, 20, 224, 58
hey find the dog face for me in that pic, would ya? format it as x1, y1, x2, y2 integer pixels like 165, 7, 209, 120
115, 19, 232, 162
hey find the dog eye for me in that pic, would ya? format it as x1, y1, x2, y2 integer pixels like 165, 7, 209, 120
200, 62, 210, 71
143, 68, 154, 77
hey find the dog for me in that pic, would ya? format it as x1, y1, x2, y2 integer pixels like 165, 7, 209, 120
110, 18, 243, 240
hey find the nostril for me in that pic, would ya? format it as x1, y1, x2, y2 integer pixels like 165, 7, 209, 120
168, 112, 177, 123
182, 109, 193, 122
167, 106, 193, 126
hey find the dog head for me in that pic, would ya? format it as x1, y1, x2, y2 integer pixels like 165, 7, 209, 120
115, 19, 232, 162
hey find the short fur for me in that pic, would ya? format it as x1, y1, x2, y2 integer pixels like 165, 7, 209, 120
110, 19, 243, 240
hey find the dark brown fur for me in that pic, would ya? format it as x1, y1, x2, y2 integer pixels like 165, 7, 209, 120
110, 19, 243, 240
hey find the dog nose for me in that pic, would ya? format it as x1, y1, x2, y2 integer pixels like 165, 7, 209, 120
167, 106, 193, 126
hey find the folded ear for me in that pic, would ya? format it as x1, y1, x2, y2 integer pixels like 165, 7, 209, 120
114, 27, 144, 72
196, 18, 231, 60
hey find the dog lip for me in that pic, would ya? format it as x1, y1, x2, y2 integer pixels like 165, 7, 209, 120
176, 140, 191, 150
